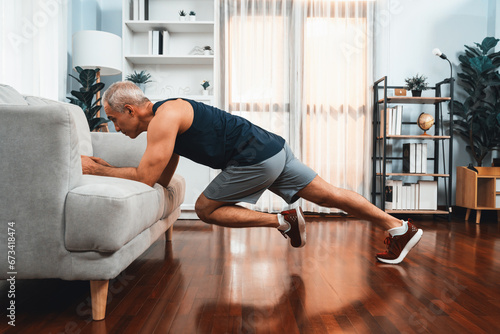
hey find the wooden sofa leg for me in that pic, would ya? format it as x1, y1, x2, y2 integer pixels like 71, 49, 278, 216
166, 225, 173, 242
90, 280, 109, 321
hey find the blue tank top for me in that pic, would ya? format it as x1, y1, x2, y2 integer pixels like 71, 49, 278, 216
152, 98, 285, 169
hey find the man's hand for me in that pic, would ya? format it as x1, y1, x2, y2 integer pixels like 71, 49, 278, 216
81, 155, 100, 175
89, 156, 113, 167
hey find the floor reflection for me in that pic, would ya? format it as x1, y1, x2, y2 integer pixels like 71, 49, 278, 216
197, 274, 306, 333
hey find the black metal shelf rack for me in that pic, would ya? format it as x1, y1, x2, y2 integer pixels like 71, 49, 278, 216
371, 76, 454, 219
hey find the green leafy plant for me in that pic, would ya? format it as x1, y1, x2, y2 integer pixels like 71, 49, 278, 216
189, 11, 196, 16
67, 67, 109, 131
178, 10, 186, 16
201, 80, 210, 90
452, 36, 500, 166
404, 74, 429, 91
125, 70, 152, 84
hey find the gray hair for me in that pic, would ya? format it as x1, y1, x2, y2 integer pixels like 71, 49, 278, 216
102, 81, 150, 113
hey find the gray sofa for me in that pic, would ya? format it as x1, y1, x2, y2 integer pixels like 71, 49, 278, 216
0, 84, 185, 320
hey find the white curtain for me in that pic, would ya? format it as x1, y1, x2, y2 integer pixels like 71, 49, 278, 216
0, 0, 68, 100
218, 0, 374, 213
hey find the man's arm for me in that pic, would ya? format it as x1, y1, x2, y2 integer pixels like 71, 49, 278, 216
82, 114, 178, 187
157, 153, 179, 188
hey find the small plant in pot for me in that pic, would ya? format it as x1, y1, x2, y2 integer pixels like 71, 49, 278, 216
189, 11, 196, 21
178, 10, 187, 21
203, 46, 212, 56
201, 80, 210, 95
125, 70, 152, 92
405, 74, 429, 97
67, 66, 109, 132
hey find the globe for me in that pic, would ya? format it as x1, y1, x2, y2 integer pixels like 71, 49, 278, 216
417, 113, 434, 135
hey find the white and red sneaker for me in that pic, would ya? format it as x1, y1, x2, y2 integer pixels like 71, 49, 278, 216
279, 207, 306, 248
376, 220, 423, 264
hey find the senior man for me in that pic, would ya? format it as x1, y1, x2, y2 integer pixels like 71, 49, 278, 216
82, 81, 422, 264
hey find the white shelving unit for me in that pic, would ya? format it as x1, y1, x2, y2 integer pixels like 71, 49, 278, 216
122, 0, 218, 219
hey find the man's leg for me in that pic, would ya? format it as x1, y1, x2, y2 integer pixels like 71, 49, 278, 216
195, 194, 279, 228
296, 175, 402, 230
295, 174, 423, 264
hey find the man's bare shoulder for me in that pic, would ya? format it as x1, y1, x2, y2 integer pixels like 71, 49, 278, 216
150, 99, 194, 135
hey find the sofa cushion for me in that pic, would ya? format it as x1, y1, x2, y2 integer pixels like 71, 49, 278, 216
0, 84, 29, 105
23, 95, 93, 156
65, 174, 185, 252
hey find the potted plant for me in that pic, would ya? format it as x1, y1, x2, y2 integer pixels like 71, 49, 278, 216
201, 80, 210, 95
189, 11, 196, 21
178, 10, 187, 21
125, 70, 152, 92
404, 74, 429, 97
452, 36, 500, 166
203, 46, 212, 56
67, 66, 109, 132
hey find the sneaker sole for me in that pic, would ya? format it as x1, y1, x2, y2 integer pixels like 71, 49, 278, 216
296, 207, 306, 248
376, 229, 423, 264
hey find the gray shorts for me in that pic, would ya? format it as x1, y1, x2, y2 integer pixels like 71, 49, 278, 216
203, 143, 317, 204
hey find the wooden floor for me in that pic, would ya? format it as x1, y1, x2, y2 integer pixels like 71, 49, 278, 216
2, 215, 500, 334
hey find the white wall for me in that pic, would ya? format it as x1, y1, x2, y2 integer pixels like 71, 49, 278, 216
375, 0, 488, 85
374, 0, 494, 206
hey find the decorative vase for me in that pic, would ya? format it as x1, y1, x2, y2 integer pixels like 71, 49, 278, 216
411, 90, 422, 97
202, 90, 208, 96
190, 15, 196, 21
134, 83, 146, 92
204, 50, 211, 56
179, 16, 186, 21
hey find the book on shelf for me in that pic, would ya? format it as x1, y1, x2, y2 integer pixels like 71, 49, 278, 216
395, 105, 402, 135
393, 180, 403, 210
405, 184, 411, 210
416, 143, 422, 173
385, 180, 394, 210
162, 31, 170, 55
417, 180, 437, 210
402, 143, 409, 172
149, 31, 160, 55
421, 143, 427, 173
133, 0, 139, 20
402, 143, 416, 173
410, 183, 417, 210
380, 107, 391, 136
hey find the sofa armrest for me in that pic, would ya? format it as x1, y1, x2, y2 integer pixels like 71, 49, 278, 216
91, 132, 147, 168
0, 104, 82, 279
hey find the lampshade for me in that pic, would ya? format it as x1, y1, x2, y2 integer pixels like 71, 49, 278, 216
72, 30, 122, 76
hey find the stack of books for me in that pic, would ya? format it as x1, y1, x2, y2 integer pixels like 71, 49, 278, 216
380, 105, 403, 136
132, 0, 149, 20
385, 180, 437, 210
149, 31, 169, 55
402, 143, 427, 173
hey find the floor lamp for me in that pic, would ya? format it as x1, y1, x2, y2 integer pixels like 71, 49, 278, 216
72, 30, 122, 132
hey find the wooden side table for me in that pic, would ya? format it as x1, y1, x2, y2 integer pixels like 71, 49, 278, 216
456, 166, 500, 223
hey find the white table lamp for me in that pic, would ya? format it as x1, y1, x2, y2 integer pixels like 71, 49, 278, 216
72, 30, 122, 131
